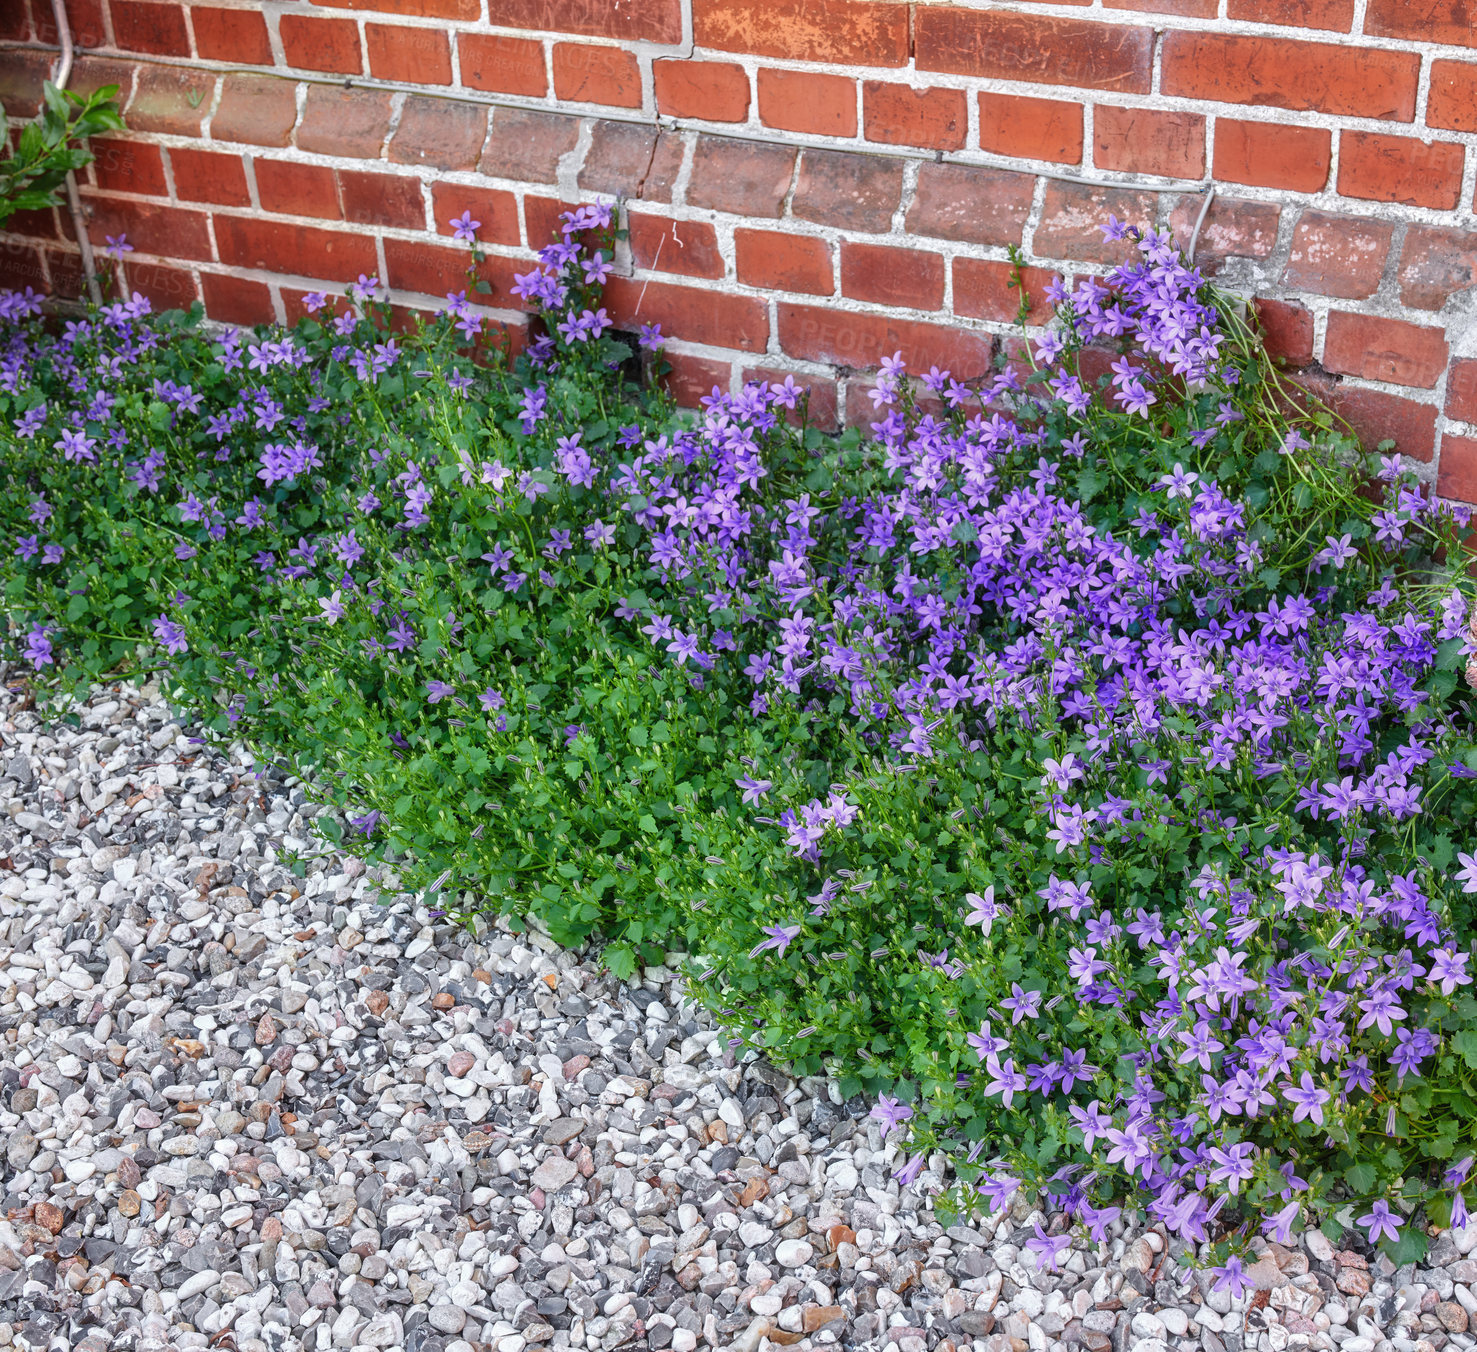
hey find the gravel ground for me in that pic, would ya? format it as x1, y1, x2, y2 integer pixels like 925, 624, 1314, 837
0, 675, 1475, 1352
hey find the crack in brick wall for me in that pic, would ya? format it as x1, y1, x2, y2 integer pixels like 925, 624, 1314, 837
5, 0, 1477, 497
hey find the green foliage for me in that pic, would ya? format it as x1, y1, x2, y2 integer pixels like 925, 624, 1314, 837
0, 81, 125, 228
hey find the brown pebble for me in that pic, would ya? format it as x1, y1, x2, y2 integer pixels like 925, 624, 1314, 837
1436, 1303, 1470, 1333
116, 1191, 140, 1218
261, 1216, 283, 1241
35, 1201, 64, 1234
472, 968, 492, 984
365, 991, 389, 1015
255, 1013, 277, 1046
708, 1120, 729, 1146
802, 1306, 845, 1332
448, 1051, 475, 1077
431, 993, 455, 1011
116, 1155, 141, 1188
562, 1054, 590, 1080
739, 1177, 769, 1207
826, 1224, 856, 1251
1336, 1268, 1372, 1297
462, 1131, 494, 1152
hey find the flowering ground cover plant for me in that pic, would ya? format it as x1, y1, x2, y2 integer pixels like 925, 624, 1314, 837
3, 205, 1477, 1278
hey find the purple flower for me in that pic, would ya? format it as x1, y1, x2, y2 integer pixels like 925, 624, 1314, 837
426, 680, 455, 704
1024, 1223, 1071, 1273
152, 615, 188, 655
749, 923, 801, 960
1356, 1199, 1402, 1246
735, 775, 771, 804
1211, 1257, 1253, 1300
23, 624, 53, 669
448, 210, 481, 243
869, 1094, 913, 1140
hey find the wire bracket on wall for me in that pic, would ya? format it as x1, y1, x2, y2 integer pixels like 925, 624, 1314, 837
1187, 186, 1217, 267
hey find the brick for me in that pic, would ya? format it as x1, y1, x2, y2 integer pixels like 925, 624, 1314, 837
603, 276, 770, 351
660, 352, 732, 409
168, 147, 250, 207
306, 0, 479, 18
4, 206, 60, 240
792, 149, 903, 233
44, 245, 88, 301
778, 302, 994, 378
383, 238, 475, 300
366, 23, 451, 84
977, 93, 1082, 166
686, 137, 796, 218
756, 68, 855, 138
915, 11, 1152, 93
1167, 196, 1280, 273
89, 138, 165, 195
384, 240, 523, 304
1160, 32, 1418, 121
1446, 359, 1477, 422
863, 82, 966, 151
297, 85, 393, 159
127, 65, 213, 137
0, 50, 50, 119
0, 2, 27, 38
474, 0, 681, 43
743, 365, 840, 431
953, 258, 1058, 325
524, 195, 577, 252
200, 272, 275, 326
694, 0, 907, 65
578, 123, 684, 202
212, 74, 297, 147
1397, 226, 1477, 311
553, 43, 641, 107
1307, 376, 1438, 461
191, 6, 272, 63
1225, 0, 1354, 27
1033, 183, 1156, 263
390, 96, 487, 172
85, 198, 212, 262
255, 159, 340, 219
338, 170, 426, 230
1252, 298, 1314, 367
1323, 312, 1448, 389
430, 183, 520, 248
905, 163, 1034, 248
735, 228, 833, 295
68, 56, 138, 107
460, 33, 545, 96
1105, 0, 1215, 13
654, 60, 749, 122
1282, 210, 1393, 300
217, 217, 377, 282
1437, 434, 1477, 504
1093, 106, 1205, 180
39, 0, 107, 49
0, 242, 46, 294
841, 242, 945, 311
482, 107, 580, 184
115, 259, 198, 310
629, 216, 726, 280
1366, 0, 1477, 45
111, 0, 189, 54
279, 14, 362, 74
1428, 61, 1477, 133
1338, 132, 1464, 211
1212, 119, 1330, 193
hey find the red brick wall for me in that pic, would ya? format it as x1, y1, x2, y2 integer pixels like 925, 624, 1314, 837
5, 0, 1477, 497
